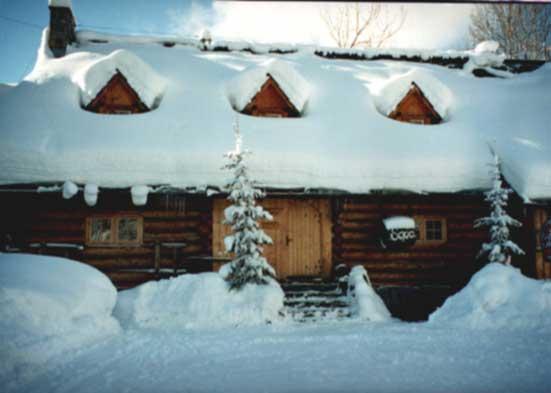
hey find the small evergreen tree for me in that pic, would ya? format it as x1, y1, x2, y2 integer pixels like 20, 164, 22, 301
474, 152, 525, 265
221, 119, 276, 290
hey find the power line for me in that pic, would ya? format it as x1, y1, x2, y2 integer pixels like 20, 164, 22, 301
0, 14, 44, 30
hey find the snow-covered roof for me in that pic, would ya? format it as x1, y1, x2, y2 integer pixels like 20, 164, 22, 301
372, 69, 453, 120
48, 0, 72, 8
226, 59, 311, 113
0, 30, 550, 201
73, 49, 167, 109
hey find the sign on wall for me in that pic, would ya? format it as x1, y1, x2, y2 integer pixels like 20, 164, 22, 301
541, 218, 551, 263
379, 216, 418, 250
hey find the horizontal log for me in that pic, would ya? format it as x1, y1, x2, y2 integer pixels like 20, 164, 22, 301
26, 235, 84, 243
143, 233, 202, 243
27, 221, 84, 232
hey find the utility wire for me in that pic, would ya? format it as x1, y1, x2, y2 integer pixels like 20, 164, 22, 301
0, 14, 44, 30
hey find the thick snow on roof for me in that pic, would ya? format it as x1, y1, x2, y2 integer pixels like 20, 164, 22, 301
74, 49, 167, 108
226, 59, 311, 112
48, 0, 72, 8
372, 69, 453, 120
0, 30, 550, 200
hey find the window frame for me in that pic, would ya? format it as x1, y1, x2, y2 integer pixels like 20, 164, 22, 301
413, 216, 447, 247
86, 215, 143, 247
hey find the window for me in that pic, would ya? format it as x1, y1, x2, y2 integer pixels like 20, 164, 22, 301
414, 217, 447, 246
86, 216, 143, 246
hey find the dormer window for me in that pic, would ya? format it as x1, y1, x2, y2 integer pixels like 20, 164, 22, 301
77, 49, 166, 115
85, 71, 149, 114
389, 82, 443, 125
227, 59, 310, 118
243, 74, 299, 118
374, 71, 452, 126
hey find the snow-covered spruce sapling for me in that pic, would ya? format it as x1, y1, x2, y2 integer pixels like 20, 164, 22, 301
474, 153, 524, 265
220, 120, 276, 290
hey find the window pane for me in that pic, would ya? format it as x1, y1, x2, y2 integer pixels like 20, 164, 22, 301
118, 218, 138, 241
426, 221, 442, 240
91, 218, 111, 242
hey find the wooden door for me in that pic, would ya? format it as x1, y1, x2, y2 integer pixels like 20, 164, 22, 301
212, 198, 332, 280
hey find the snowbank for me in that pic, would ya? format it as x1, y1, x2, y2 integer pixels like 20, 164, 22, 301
114, 272, 284, 329
347, 266, 391, 321
0, 254, 120, 380
429, 263, 551, 329
73, 49, 167, 109
226, 59, 310, 113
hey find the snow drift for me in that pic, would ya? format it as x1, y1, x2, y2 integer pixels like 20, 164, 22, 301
347, 266, 391, 321
429, 263, 551, 329
114, 272, 284, 329
0, 254, 120, 381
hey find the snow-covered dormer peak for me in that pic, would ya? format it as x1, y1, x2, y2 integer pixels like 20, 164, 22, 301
373, 69, 453, 121
73, 49, 167, 109
226, 59, 311, 113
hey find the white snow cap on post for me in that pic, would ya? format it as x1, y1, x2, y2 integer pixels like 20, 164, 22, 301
373, 69, 453, 120
131, 185, 151, 206
48, 0, 72, 7
73, 49, 167, 109
84, 184, 99, 206
62, 181, 78, 199
226, 59, 311, 113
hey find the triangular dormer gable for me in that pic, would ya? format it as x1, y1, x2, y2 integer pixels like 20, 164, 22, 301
243, 74, 300, 117
75, 49, 166, 115
86, 71, 149, 114
389, 82, 443, 125
227, 59, 310, 118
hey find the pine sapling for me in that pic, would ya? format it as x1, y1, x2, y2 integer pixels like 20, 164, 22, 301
474, 152, 524, 265
220, 119, 276, 290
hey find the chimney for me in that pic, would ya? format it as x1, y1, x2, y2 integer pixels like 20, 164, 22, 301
48, 0, 76, 58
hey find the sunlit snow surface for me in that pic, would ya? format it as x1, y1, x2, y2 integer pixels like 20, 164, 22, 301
0, 31, 550, 200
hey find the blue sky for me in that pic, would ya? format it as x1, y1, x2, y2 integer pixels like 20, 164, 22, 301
0, 1, 474, 84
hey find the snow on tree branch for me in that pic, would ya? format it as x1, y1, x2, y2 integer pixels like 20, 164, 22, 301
474, 152, 524, 265
220, 118, 276, 290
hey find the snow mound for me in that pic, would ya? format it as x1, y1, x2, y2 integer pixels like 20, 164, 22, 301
113, 272, 284, 329
347, 266, 391, 321
373, 69, 453, 121
429, 263, 551, 329
0, 254, 120, 380
73, 49, 167, 109
62, 180, 78, 199
226, 59, 310, 113
84, 183, 98, 206
130, 185, 151, 206
474, 41, 500, 54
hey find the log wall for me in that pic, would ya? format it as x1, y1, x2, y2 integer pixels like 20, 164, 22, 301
0, 191, 212, 289
332, 194, 526, 288
529, 206, 551, 279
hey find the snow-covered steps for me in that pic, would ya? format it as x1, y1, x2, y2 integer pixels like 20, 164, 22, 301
281, 280, 351, 323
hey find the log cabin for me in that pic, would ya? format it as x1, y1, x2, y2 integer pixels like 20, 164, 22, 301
0, 2, 550, 320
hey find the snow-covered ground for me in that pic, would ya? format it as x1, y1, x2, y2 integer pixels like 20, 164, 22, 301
5, 322, 551, 393
2, 254, 551, 393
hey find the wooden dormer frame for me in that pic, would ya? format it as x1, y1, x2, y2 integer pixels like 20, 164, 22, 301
389, 82, 443, 125
242, 74, 300, 118
85, 70, 149, 114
